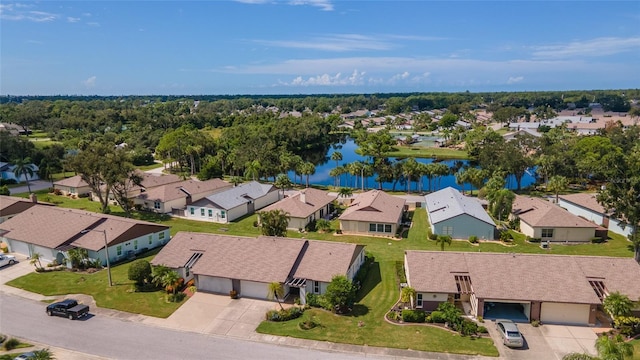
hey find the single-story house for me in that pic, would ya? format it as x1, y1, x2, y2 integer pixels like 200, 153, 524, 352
424, 187, 496, 240
558, 193, 634, 238
185, 181, 280, 223
0, 205, 169, 266
135, 178, 232, 214
0, 162, 39, 182
511, 195, 598, 242
339, 190, 406, 236
91, 172, 183, 203
0, 194, 51, 224
405, 251, 640, 325
260, 188, 336, 230
53, 175, 92, 197
151, 232, 365, 304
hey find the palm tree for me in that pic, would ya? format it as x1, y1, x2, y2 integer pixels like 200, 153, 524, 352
274, 174, 292, 198
298, 162, 316, 188
12, 157, 36, 193
259, 209, 290, 237
435, 235, 452, 251
402, 158, 419, 194
400, 286, 416, 309
152, 265, 173, 287
331, 151, 343, 170
602, 291, 634, 318
329, 166, 345, 187
32, 348, 55, 360
29, 252, 43, 270
595, 334, 633, 360
547, 175, 569, 204
267, 282, 285, 310
244, 160, 261, 181
338, 187, 353, 199
162, 270, 181, 298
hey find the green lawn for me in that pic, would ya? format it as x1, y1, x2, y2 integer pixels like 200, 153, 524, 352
7, 191, 636, 356
137, 162, 164, 171
6, 250, 183, 318
386, 146, 468, 159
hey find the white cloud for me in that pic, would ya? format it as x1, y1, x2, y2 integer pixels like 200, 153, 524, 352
67, 16, 80, 23
87, 21, 100, 27
507, 76, 524, 84
281, 69, 365, 86
0, 3, 58, 22
255, 34, 394, 52
83, 76, 96, 88
288, 0, 334, 11
531, 37, 640, 59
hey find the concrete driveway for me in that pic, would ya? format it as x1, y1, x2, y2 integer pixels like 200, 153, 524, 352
142, 292, 278, 338
487, 320, 598, 360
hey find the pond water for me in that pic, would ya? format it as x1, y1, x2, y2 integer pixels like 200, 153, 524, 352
288, 139, 537, 192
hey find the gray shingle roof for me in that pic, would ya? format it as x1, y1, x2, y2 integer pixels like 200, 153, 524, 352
424, 187, 495, 226
190, 181, 276, 210
405, 251, 640, 304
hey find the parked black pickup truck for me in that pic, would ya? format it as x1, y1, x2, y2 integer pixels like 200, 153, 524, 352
46, 299, 89, 320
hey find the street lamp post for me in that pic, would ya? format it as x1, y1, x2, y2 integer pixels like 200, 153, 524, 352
81, 229, 112, 287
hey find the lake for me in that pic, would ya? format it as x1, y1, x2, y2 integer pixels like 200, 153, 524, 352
288, 139, 537, 192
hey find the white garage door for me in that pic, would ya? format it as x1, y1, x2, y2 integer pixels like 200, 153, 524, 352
541, 302, 590, 325
240, 280, 269, 299
197, 276, 232, 294
8, 240, 30, 257
32, 245, 56, 262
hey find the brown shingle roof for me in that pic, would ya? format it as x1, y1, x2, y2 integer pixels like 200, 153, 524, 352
558, 193, 607, 214
339, 190, 405, 223
512, 195, 598, 228
261, 188, 336, 218
53, 175, 88, 188
293, 241, 363, 283
0, 205, 168, 251
0, 195, 43, 217
405, 251, 640, 304
137, 179, 231, 202
151, 232, 364, 284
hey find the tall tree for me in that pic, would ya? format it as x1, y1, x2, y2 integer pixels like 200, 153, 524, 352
547, 175, 569, 204
12, 157, 36, 193
274, 173, 292, 198
436, 235, 452, 251
298, 162, 316, 188
598, 143, 640, 261
595, 334, 633, 360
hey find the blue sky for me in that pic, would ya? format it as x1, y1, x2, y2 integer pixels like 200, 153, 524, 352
1, 1, 639, 95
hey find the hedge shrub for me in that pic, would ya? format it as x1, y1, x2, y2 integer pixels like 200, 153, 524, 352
468, 235, 478, 244
266, 307, 304, 322
429, 310, 446, 323
401, 309, 426, 323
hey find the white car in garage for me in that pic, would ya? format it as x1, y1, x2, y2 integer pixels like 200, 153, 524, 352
0, 254, 17, 268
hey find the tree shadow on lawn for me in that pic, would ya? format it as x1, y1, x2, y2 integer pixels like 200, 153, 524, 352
355, 261, 381, 302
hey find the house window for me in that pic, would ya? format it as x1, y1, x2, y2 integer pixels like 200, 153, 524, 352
200, 208, 205, 216
134, 240, 138, 250
154, 201, 161, 210
190, 208, 194, 215
221, 211, 226, 219
542, 229, 554, 238
369, 223, 393, 233
314, 281, 320, 294
116, 245, 122, 256
442, 226, 453, 235
208, 209, 213, 217
70, 188, 76, 194
148, 235, 152, 245
416, 293, 423, 308
159, 232, 166, 240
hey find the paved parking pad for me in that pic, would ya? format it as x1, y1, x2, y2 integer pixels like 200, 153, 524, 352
540, 325, 597, 359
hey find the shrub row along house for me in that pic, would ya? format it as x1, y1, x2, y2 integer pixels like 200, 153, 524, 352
151, 232, 365, 304
0, 201, 169, 266
405, 251, 640, 326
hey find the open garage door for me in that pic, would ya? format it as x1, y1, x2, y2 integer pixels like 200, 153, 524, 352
483, 301, 530, 322
541, 302, 590, 325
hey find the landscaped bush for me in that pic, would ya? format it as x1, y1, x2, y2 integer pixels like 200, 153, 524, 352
531, 320, 541, 327
614, 316, 640, 336
500, 231, 514, 243
428, 231, 438, 240
429, 310, 446, 323
459, 319, 479, 336
401, 309, 426, 323
468, 235, 478, 244
266, 307, 304, 322
306, 293, 330, 309
387, 311, 401, 321
477, 326, 488, 333
168, 292, 186, 302
395, 261, 407, 283
3, 337, 19, 351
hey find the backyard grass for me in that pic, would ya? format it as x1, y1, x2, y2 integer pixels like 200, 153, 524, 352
386, 146, 468, 160
6, 250, 182, 318
137, 162, 164, 171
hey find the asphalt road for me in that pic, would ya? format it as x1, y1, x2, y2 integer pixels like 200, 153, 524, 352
0, 293, 380, 360
8, 180, 51, 195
